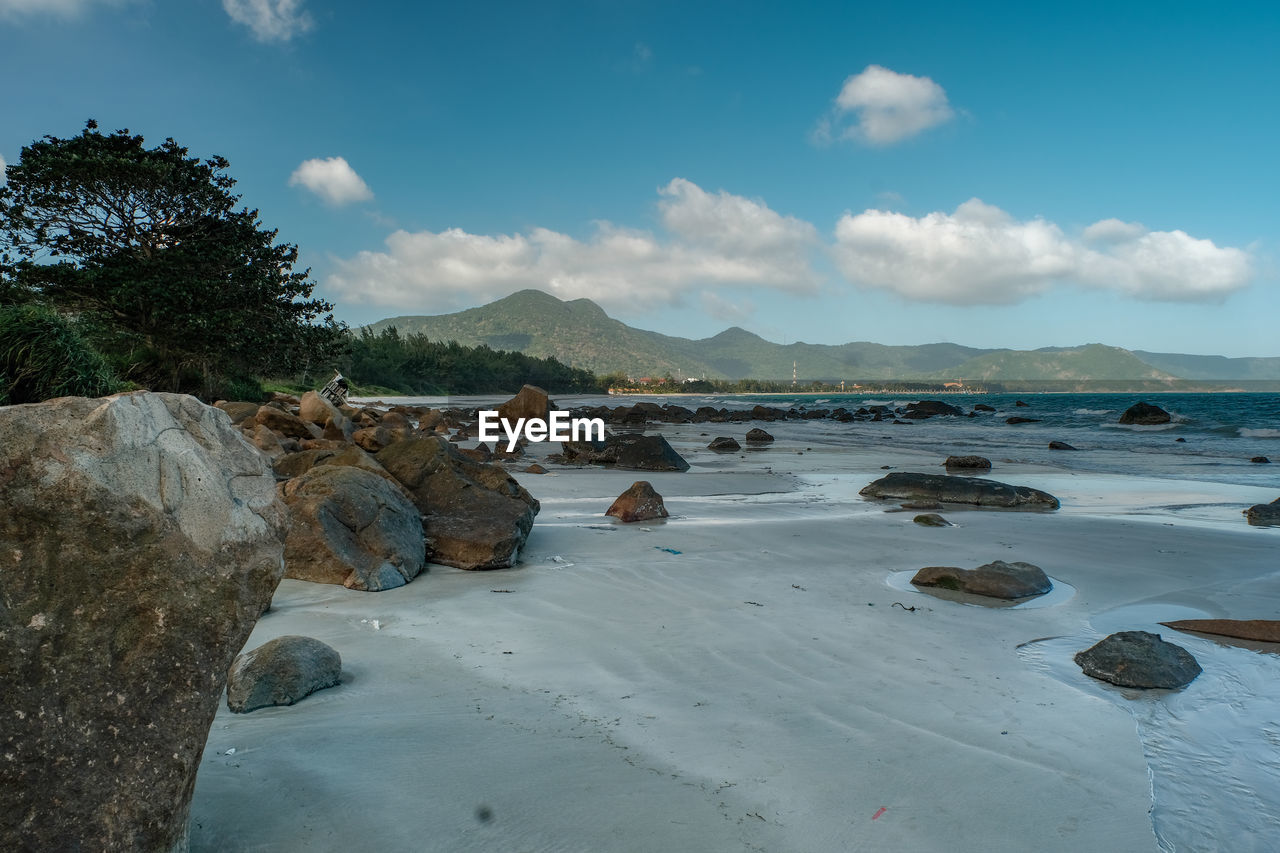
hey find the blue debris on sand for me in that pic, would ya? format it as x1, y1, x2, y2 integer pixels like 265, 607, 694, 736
655, 547, 682, 554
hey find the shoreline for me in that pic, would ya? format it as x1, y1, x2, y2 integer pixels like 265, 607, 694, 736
190, 413, 1280, 851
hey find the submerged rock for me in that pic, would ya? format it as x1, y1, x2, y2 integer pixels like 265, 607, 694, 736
902, 400, 963, 419
912, 513, 951, 527
1118, 401, 1172, 425
226, 635, 342, 713
606, 481, 669, 522
911, 560, 1050, 599
860, 472, 1060, 509
0, 392, 285, 852
1048, 441, 1077, 451
1160, 619, 1280, 644
1250, 456, 1271, 464
1074, 631, 1201, 689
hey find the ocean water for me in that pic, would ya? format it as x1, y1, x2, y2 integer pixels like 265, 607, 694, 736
589, 391, 1280, 490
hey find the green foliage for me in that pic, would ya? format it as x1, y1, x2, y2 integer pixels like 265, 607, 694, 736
341, 327, 603, 395
0, 304, 121, 404
0, 120, 345, 400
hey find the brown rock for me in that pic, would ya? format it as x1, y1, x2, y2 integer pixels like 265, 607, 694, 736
376, 435, 540, 570
298, 390, 341, 426
0, 392, 285, 852
745, 427, 774, 443
323, 413, 355, 442
524, 463, 547, 474
256, 405, 319, 440
226, 635, 342, 714
497, 385, 552, 424
606, 481, 670, 522
353, 425, 395, 453
911, 560, 1051, 599
944, 455, 991, 470
215, 400, 261, 424
913, 513, 951, 527
1161, 619, 1280, 643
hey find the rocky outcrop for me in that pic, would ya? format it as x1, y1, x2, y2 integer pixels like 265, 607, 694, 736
377, 435, 540, 569
0, 392, 285, 852
497, 384, 552, 424
708, 436, 741, 451
298, 390, 340, 427
215, 400, 261, 424
911, 560, 1051, 599
860, 472, 1060, 509
606, 481, 669, 522
1160, 619, 1280, 643
1118, 401, 1172, 425
280, 466, 426, 591
561, 433, 690, 471
226, 635, 342, 713
1245, 498, 1280, 526
1049, 441, 1077, 450
256, 404, 318, 440
944, 455, 991, 470
1074, 631, 1201, 689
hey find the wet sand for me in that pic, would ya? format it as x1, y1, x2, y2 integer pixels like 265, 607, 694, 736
190, 417, 1280, 851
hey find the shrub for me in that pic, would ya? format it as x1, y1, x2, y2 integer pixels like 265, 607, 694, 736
0, 304, 121, 404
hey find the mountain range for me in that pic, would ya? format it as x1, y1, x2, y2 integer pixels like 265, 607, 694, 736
367, 290, 1280, 385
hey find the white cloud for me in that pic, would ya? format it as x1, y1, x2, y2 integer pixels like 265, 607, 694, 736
222, 0, 312, 42
815, 65, 955, 146
0, 0, 126, 18
833, 199, 1253, 305
289, 157, 373, 206
326, 179, 820, 313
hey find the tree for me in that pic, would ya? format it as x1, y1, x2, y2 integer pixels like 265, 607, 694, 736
0, 120, 344, 399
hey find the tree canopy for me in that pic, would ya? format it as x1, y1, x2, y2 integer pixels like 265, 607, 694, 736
0, 120, 344, 399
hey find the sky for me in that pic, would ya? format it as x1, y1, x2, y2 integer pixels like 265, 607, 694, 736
1, 0, 1277, 356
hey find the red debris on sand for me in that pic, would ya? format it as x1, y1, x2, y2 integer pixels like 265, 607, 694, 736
872, 807, 887, 820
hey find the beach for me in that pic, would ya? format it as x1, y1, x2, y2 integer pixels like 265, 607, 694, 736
189, 398, 1280, 852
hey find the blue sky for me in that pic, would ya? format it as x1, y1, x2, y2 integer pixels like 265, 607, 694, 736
2, 0, 1277, 356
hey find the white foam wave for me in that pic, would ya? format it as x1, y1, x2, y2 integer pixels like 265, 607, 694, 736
1073, 408, 1115, 416
1240, 428, 1280, 439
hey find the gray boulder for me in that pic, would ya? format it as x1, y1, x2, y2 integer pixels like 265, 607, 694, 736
280, 465, 426, 591
860, 472, 1060, 509
226, 635, 342, 713
1118, 401, 1172, 425
0, 392, 285, 852
1074, 631, 1202, 689
708, 436, 741, 451
911, 560, 1051, 599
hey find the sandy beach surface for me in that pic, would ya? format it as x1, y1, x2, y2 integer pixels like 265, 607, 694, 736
189, 409, 1280, 852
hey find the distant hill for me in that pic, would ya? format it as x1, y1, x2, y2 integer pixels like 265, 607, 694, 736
367, 289, 1280, 383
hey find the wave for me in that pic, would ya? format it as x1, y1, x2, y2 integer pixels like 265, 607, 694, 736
1239, 428, 1280, 439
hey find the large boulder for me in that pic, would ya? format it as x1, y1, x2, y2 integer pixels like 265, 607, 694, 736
226, 635, 342, 713
298, 390, 341, 427
606, 481, 669, 522
745, 428, 774, 443
497, 384, 552, 424
255, 405, 318, 440
376, 435, 540, 569
1074, 631, 1201, 689
1118, 401, 1172, 425
860, 472, 1060, 509
0, 392, 285, 852
281, 466, 426, 591
1245, 498, 1280, 526
708, 436, 741, 451
911, 560, 1051, 599
215, 400, 261, 424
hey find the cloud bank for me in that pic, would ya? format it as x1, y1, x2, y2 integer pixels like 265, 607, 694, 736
815, 65, 955, 146
328, 179, 820, 313
223, 0, 312, 42
833, 199, 1253, 304
326, 182, 1254, 314
0, 0, 126, 18
289, 157, 373, 206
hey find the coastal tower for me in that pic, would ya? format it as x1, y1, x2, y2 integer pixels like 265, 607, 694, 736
792, 360, 797, 387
